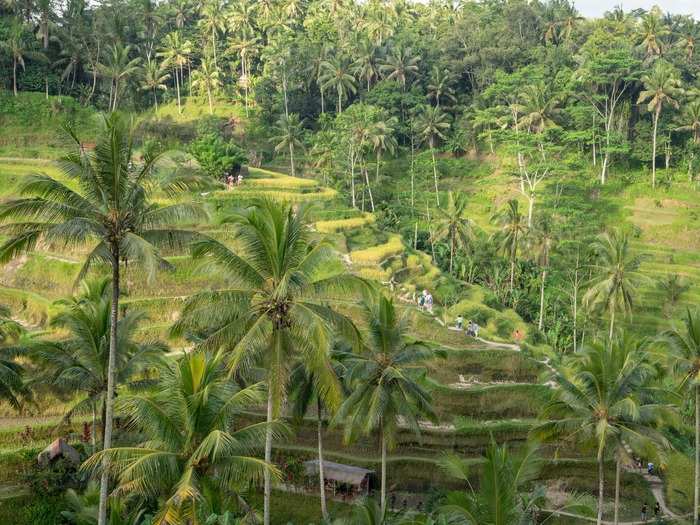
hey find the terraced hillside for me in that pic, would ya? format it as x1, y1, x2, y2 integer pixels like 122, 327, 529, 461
0, 157, 666, 523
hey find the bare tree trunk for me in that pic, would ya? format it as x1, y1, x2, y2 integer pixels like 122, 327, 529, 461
527, 195, 534, 228
207, 85, 213, 115
538, 269, 546, 330
288, 142, 296, 177
174, 67, 181, 114
350, 147, 356, 208
380, 428, 387, 516
91, 401, 97, 454
695, 385, 699, 525
597, 457, 605, 525
609, 307, 615, 341
363, 163, 375, 212
614, 457, 621, 525
431, 147, 440, 206
13, 59, 18, 96
264, 385, 273, 525
652, 106, 660, 190
317, 399, 327, 520
97, 248, 120, 525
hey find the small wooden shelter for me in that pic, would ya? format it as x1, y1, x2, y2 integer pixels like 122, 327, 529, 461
37, 438, 81, 467
303, 460, 374, 497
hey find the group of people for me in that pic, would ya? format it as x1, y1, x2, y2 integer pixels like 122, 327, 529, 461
418, 290, 434, 314
226, 173, 244, 190
455, 315, 479, 338
640, 501, 661, 521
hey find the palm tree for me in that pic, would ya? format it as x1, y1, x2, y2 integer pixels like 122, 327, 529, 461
198, 0, 226, 69
352, 40, 381, 91
638, 61, 683, 189
335, 293, 436, 515
582, 230, 643, 340
157, 32, 192, 114
677, 99, 700, 145
272, 113, 305, 177
227, 34, 260, 116
367, 118, 398, 183
427, 67, 456, 109
97, 43, 141, 111
439, 442, 549, 524
0, 114, 205, 525
662, 309, 700, 525
84, 351, 276, 524
379, 45, 420, 92
0, 305, 27, 411
140, 59, 170, 111
289, 346, 350, 520
492, 200, 528, 294
432, 192, 475, 275
319, 56, 357, 113
519, 81, 560, 133
28, 278, 166, 453
529, 215, 556, 331
0, 23, 40, 97
639, 10, 669, 59
415, 105, 450, 206
191, 58, 221, 115
172, 199, 362, 525
535, 336, 672, 525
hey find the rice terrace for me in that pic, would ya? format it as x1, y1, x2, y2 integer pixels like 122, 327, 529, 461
3, 1, 700, 524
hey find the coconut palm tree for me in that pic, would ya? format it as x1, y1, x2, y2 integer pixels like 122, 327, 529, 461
289, 345, 351, 520
84, 351, 276, 524
97, 43, 141, 111
28, 278, 166, 453
140, 58, 170, 111
367, 117, 398, 183
157, 32, 192, 114
191, 58, 221, 115
519, 81, 560, 134
427, 66, 456, 109
432, 192, 475, 275
676, 98, 700, 145
0, 23, 42, 97
492, 200, 528, 294
639, 9, 669, 59
319, 56, 357, 113
0, 114, 205, 525
535, 335, 672, 525
638, 61, 683, 189
335, 293, 436, 515
272, 113, 305, 177
582, 229, 643, 340
171, 199, 363, 525
379, 45, 420, 92
352, 40, 381, 92
414, 105, 450, 206
227, 34, 260, 116
662, 309, 700, 525
198, 0, 226, 68
0, 305, 27, 411
529, 214, 557, 331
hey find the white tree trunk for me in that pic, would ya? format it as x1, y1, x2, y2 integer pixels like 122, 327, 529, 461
264, 386, 273, 525
614, 457, 621, 525
317, 400, 328, 519
380, 429, 387, 516
431, 148, 440, 206
538, 269, 546, 330
695, 385, 699, 525
597, 457, 605, 525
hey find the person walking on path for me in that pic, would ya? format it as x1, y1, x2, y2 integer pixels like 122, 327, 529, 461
641, 503, 648, 522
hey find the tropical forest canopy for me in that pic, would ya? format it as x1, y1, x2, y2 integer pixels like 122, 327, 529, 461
4, 0, 700, 525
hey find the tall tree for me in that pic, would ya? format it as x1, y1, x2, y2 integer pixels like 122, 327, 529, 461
1, 23, 42, 97
583, 229, 643, 340
190, 58, 221, 115
198, 0, 226, 69
84, 351, 276, 523
139, 58, 170, 111
492, 199, 528, 294
335, 294, 436, 516
172, 200, 362, 525
157, 32, 191, 114
535, 335, 672, 525
367, 117, 397, 183
0, 114, 205, 525
0, 305, 27, 410
97, 43, 141, 111
432, 191, 475, 275
427, 66, 457, 109
319, 56, 357, 113
415, 105, 450, 206
638, 61, 683, 189
529, 214, 557, 331
272, 113, 305, 177
662, 309, 700, 525
379, 45, 420, 92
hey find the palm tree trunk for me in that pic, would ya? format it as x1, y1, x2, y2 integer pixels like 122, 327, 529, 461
97, 249, 120, 525
652, 106, 660, 190
431, 147, 440, 206
207, 85, 213, 115
363, 163, 375, 212
288, 142, 296, 177
376, 152, 381, 183
350, 147, 356, 208
320, 86, 324, 114
614, 457, 621, 525
695, 385, 699, 525
538, 269, 546, 330
597, 456, 605, 525
153, 87, 158, 112
509, 259, 515, 293
13, 59, 18, 96
527, 196, 534, 228
380, 427, 387, 516
338, 89, 342, 113
174, 67, 181, 114
317, 399, 328, 520
263, 383, 274, 525
91, 401, 97, 454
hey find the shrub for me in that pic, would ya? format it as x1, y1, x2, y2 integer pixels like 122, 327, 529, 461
189, 132, 248, 180
460, 305, 493, 326
494, 316, 516, 338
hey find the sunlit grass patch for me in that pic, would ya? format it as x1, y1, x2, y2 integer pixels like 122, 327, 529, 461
350, 234, 404, 265
316, 214, 375, 233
